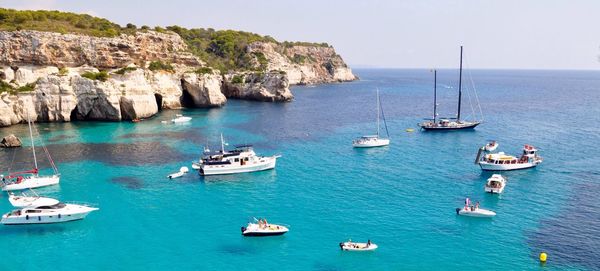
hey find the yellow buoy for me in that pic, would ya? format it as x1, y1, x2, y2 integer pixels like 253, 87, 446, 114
406, 128, 414, 132
539, 252, 547, 262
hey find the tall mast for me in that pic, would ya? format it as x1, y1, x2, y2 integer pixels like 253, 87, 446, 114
457, 46, 463, 122
220, 133, 225, 153
433, 69, 437, 123
26, 109, 38, 171
376, 88, 380, 137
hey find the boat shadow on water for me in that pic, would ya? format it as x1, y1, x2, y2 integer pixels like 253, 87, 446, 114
200, 169, 278, 184
0, 223, 72, 236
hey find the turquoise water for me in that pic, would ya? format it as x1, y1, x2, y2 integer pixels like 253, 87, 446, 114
1, 69, 599, 270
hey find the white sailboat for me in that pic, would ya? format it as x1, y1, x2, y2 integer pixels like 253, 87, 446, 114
1, 112, 60, 191
353, 88, 390, 148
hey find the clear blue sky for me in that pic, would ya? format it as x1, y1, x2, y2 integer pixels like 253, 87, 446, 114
2, 0, 600, 70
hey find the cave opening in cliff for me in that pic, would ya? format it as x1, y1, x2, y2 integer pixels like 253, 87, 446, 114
70, 106, 80, 121
154, 94, 163, 111
180, 79, 195, 108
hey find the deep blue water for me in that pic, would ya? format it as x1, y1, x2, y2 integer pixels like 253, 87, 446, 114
0, 69, 599, 270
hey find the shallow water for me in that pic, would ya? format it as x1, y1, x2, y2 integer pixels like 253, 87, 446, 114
0, 69, 599, 270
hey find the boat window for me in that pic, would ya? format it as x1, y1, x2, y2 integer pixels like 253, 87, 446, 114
244, 157, 249, 161
37, 203, 66, 209
234, 158, 239, 162
26, 210, 42, 213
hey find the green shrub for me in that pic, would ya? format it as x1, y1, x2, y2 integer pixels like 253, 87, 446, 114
114, 66, 137, 75
253, 52, 268, 71
292, 54, 306, 64
16, 82, 35, 92
148, 61, 174, 72
0, 80, 12, 93
194, 67, 213, 75
231, 74, 244, 84
81, 71, 109, 81
58, 67, 68, 76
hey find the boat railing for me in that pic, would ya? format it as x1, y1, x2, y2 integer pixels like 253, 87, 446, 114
64, 201, 99, 208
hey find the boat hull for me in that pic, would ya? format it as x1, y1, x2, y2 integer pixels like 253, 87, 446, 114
485, 186, 505, 194
200, 157, 277, 176
2, 175, 60, 191
352, 138, 390, 148
242, 231, 287, 237
1, 207, 97, 225
420, 122, 480, 131
456, 208, 496, 217
340, 242, 378, 251
479, 162, 538, 171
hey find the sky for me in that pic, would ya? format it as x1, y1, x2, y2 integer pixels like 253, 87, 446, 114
1, 0, 600, 70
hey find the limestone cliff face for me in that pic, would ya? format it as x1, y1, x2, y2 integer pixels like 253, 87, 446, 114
0, 30, 200, 68
247, 42, 357, 85
0, 30, 356, 127
222, 72, 292, 102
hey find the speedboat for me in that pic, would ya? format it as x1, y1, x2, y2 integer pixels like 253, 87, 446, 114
167, 166, 189, 179
339, 240, 378, 251
197, 134, 280, 176
456, 207, 496, 217
171, 114, 192, 123
1, 174, 60, 191
1, 202, 99, 225
241, 218, 289, 236
352, 136, 390, 148
353, 88, 390, 148
8, 190, 59, 208
484, 141, 498, 152
476, 144, 542, 171
485, 174, 506, 194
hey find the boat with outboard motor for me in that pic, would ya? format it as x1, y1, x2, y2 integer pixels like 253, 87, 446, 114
167, 166, 189, 179
171, 114, 192, 123
241, 218, 289, 236
475, 144, 542, 171
353, 88, 390, 148
8, 189, 59, 208
339, 239, 378, 251
195, 134, 279, 176
456, 198, 495, 217
484, 140, 498, 152
419, 47, 483, 131
485, 174, 506, 194
1, 202, 98, 225
1, 112, 60, 191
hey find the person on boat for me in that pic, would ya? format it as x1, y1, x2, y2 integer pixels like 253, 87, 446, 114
367, 240, 372, 247
475, 202, 480, 209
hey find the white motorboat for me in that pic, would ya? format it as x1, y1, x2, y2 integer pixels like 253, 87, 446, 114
339, 240, 378, 251
353, 88, 390, 148
476, 144, 542, 171
241, 218, 289, 236
197, 134, 279, 176
419, 47, 483, 131
171, 114, 192, 123
484, 141, 498, 152
167, 166, 189, 179
485, 174, 506, 194
1, 112, 60, 191
456, 207, 496, 217
8, 190, 59, 208
1, 202, 98, 225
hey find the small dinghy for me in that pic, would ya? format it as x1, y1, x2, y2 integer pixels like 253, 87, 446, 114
167, 167, 189, 179
456, 198, 496, 217
484, 141, 498, 152
241, 218, 289, 237
485, 174, 506, 194
339, 240, 378, 251
171, 114, 192, 123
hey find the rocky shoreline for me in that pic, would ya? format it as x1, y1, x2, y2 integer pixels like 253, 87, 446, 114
0, 30, 356, 127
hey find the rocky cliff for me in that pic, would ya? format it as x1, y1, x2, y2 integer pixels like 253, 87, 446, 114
0, 30, 355, 127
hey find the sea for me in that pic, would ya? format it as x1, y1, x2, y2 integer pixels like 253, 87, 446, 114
0, 69, 599, 270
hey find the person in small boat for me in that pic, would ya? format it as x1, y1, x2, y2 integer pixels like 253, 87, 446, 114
367, 240, 372, 247
475, 202, 480, 209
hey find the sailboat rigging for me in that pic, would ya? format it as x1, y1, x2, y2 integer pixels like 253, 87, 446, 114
418, 46, 482, 131
353, 88, 391, 148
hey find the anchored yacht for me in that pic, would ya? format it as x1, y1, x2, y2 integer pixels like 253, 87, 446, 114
353, 88, 390, 148
2, 202, 98, 225
196, 134, 279, 176
475, 144, 542, 171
